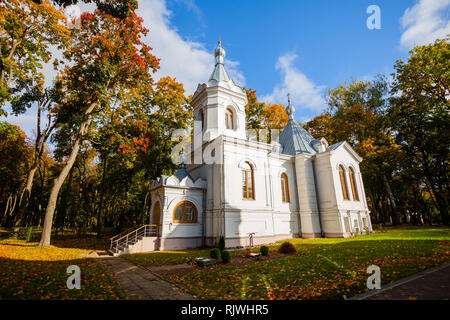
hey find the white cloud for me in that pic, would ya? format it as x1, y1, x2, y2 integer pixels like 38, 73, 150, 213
137, 0, 245, 94
263, 52, 326, 112
400, 0, 450, 48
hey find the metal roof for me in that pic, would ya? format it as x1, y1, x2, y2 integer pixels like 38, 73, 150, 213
327, 141, 345, 151
209, 63, 230, 82
172, 164, 193, 182
209, 41, 230, 82
279, 119, 318, 155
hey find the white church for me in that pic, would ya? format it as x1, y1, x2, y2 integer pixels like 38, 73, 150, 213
145, 41, 373, 252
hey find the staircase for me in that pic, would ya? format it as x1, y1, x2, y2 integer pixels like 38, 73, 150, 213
108, 224, 159, 256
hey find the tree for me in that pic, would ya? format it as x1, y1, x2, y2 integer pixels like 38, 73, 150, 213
262, 103, 289, 143
0, 122, 32, 226
243, 87, 288, 142
306, 75, 403, 225
39, 1, 160, 246
11, 82, 63, 227
388, 37, 449, 225
0, 0, 70, 114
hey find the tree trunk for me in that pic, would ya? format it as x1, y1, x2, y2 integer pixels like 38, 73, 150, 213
39, 103, 96, 247
96, 156, 107, 239
14, 166, 38, 228
368, 189, 379, 223
382, 173, 401, 225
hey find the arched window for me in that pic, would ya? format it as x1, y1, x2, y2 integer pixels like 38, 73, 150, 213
339, 165, 350, 201
281, 173, 290, 203
173, 201, 198, 223
242, 161, 255, 200
225, 107, 234, 130
348, 167, 359, 201
200, 110, 204, 130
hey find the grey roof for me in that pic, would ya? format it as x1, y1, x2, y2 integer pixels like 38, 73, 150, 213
327, 141, 345, 151
173, 165, 193, 182
279, 119, 318, 155
209, 41, 230, 82
209, 63, 230, 82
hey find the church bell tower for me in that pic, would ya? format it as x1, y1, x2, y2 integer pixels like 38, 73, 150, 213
191, 40, 248, 143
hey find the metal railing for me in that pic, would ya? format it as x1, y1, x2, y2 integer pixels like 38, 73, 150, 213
109, 224, 144, 242
109, 224, 158, 255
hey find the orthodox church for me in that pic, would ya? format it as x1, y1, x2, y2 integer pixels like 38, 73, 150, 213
148, 41, 372, 251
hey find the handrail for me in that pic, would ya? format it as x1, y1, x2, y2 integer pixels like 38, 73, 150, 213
109, 224, 158, 255
113, 224, 156, 242
109, 224, 144, 241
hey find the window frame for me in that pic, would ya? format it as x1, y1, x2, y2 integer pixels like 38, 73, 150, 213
339, 165, 350, 201
173, 201, 198, 223
281, 173, 290, 203
225, 107, 234, 130
348, 167, 360, 201
242, 162, 255, 200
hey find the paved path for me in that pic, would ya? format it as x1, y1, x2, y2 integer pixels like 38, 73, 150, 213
97, 256, 194, 300
351, 262, 450, 300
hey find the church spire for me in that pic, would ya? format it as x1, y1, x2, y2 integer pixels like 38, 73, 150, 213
209, 39, 230, 82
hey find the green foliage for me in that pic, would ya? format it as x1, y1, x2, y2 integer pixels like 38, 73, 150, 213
26, 227, 33, 242
0, 0, 70, 113
388, 37, 450, 225
221, 250, 231, 263
260, 246, 269, 256
279, 241, 296, 254
218, 236, 225, 252
210, 248, 221, 260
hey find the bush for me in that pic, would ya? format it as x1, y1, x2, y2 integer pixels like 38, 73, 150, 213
221, 250, 231, 263
210, 248, 221, 260
260, 246, 269, 256
278, 241, 296, 254
218, 236, 225, 252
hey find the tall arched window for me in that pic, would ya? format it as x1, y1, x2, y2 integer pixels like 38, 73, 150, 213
281, 173, 290, 203
225, 107, 234, 130
200, 110, 204, 130
242, 162, 255, 200
339, 165, 350, 201
173, 201, 198, 223
348, 167, 359, 201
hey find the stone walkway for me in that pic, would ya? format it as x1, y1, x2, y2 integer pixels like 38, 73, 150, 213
97, 256, 194, 300
351, 262, 450, 300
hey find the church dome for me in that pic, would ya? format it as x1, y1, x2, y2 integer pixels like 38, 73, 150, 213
279, 100, 317, 155
209, 40, 230, 82
214, 41, 226, 59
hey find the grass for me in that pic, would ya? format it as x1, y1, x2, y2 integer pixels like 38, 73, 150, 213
122, 249, 212, 265
124, 226, 450, 300
0, 238, 126, 300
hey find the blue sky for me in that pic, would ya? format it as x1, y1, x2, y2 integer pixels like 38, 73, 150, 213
2, 0, 450, 135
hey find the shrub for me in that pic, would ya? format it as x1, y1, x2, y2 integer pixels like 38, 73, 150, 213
278, 241, 296, 254
260, 246, 269, 256
210, 248, 221, 260
221, 250, 231, 263
218, 236, 225, 252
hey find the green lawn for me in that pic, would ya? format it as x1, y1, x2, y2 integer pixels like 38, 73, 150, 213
125, 226, 450, 300
122, 249, 212, 265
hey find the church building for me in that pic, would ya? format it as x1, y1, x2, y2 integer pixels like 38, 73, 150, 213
148, 41, 373, 251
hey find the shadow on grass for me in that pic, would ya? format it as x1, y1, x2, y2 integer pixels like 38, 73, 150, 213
0, 256, 126, 300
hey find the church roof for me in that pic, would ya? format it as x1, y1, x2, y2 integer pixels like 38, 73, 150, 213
327, 141, 345, 151
209, 41, 230, 82
172, 163, 193, 182
279, 119, 318, 155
